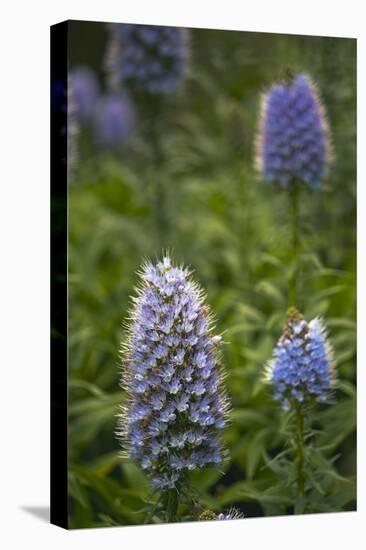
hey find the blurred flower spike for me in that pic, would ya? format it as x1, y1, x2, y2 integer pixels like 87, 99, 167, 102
119, 256, 229, 491
93, 94, 135, 150
106, 23, 189, 95
69, 66, 99, 124
256, 73, 331, 188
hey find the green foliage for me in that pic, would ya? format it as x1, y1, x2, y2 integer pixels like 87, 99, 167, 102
68, 25, 356, 527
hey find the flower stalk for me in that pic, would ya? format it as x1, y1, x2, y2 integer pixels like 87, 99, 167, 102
294, 404, 305, 514
165, 488, 179, 523
289, 182, 300, 307
146, 98, 169, 242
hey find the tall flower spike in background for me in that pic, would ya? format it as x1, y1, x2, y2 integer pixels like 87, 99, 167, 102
256, 72, 332, 306
106, 23, 189, 95
105, 24, 190, 244
256, 72, 331, 189
119, 256, 229, 522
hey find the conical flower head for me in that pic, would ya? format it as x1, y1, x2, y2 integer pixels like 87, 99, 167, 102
106, 23, 189, 95
119, 257, 229, 491
266, 308, 335, 410
256, 73, 331, 188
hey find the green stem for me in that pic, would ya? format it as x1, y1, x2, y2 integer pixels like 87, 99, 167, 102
144, 96, 169, 245
164, 488, 179, 523
294, 405, 305, 514
152, 159, 168, 243
289, 183, 300, 307
238, 166, 252, 286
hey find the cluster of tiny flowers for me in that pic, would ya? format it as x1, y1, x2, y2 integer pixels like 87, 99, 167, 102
106, 24, 189, 95
256, 73, 331, 188
119, 256, 229, 491
266, 308, 335, 411
69, 66, 99, 124
93, 94, 135, 150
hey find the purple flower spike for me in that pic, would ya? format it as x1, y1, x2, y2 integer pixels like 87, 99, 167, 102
119, 256, 229, 491
256, 73, 331, 188
265, 308, 335, 410
106, 24, 189, 95
69, 66, 99, 124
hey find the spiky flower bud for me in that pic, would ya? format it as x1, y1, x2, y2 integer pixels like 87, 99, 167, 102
216, 508, 244, 520
200, 508, 244, 521
106, 23, 189, 95
93, 94, 135, 150
119, 256, 229, 491
256, 73, 331, 188
69, 66, 99, 124
265, 308, 335, 411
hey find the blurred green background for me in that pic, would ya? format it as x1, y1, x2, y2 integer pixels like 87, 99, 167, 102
67, 22, 356, 527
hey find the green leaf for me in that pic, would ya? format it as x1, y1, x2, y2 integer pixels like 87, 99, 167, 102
246, 429, 271, 479
255, 280, 285, 304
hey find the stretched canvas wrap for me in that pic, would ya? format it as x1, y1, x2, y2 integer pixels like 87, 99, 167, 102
50, 20, 356, 529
